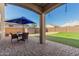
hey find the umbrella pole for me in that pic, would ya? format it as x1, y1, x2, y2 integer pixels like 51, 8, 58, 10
22, 24, 25, 33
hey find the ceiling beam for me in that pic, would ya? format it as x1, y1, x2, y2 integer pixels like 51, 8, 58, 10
11, 3, 43, 14
43, 3, 64, 14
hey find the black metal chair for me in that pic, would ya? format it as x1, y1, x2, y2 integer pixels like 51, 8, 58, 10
21, 32, 29, 41
10, 33, 18, 43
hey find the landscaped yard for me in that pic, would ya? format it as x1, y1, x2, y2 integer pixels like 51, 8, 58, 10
47, 32, 79, 48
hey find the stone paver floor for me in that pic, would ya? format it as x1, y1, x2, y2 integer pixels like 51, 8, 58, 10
0, 36, 79, 56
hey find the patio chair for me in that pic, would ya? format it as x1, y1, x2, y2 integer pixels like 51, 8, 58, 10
21, 32, 29, 41
10, 33, 19, 43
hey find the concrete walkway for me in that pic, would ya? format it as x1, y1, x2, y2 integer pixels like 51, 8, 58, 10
0, 36, 79, 56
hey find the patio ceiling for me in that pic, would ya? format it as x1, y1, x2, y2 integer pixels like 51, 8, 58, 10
34, 3, 49, 8
10, 3, 63, 14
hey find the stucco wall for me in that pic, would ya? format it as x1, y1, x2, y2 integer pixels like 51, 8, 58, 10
5, 25, 79, 35
46, 25, 79, 32
5, 28, 23, 34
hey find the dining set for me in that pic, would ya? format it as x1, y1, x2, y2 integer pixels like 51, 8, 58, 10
5, 17, 35, 43
10, 32, 29, 43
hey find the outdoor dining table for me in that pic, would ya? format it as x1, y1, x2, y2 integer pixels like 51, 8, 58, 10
17, 33, 23, 40
17, 32, 29, 41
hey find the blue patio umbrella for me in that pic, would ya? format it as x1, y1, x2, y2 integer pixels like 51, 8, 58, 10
5, 17, 35, 32
5, 17, 35, 24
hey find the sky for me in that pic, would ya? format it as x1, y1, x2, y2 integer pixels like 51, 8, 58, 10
5, 3, 79, 26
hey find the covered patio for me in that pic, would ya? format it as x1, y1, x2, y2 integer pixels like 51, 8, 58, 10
0, 3, 79, 56
0, 3, 63, 44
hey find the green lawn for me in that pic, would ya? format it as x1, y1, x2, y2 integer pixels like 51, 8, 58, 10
47, 32, 79, 48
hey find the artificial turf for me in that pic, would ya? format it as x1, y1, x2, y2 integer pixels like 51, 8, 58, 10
48, 32, 79, 48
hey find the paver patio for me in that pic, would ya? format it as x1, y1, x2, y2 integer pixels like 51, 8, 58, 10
0, 36, 79, 56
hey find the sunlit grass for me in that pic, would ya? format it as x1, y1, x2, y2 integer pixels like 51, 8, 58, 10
47, 32, 79, 48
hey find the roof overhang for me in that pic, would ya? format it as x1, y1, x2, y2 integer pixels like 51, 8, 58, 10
6, 3, 64, 14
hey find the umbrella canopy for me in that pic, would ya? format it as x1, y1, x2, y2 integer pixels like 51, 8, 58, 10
5, 17, 35, 32
5, 17, 35, 24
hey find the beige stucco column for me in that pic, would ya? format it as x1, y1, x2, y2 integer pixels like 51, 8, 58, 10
0, 3, 5, 39
40, 13, 46, 44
